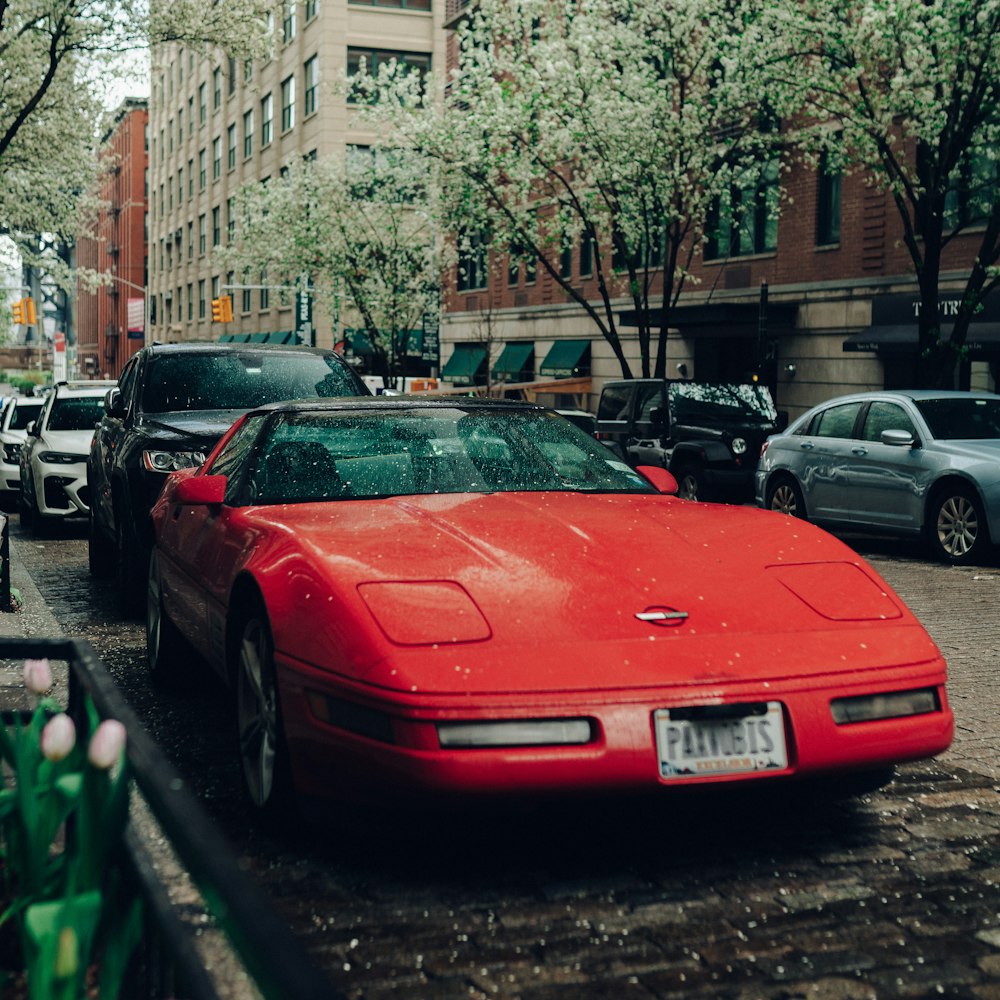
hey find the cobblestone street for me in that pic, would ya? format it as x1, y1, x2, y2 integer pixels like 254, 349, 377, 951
3, 519, 1000, 1000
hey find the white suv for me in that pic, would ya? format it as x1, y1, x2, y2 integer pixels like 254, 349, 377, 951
0, 396, 43, 504
19, 381, 115, 531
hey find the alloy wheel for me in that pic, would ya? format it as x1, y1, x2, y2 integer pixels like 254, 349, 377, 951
236, 616, 280, 809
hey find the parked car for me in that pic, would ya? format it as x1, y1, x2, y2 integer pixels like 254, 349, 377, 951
87, 342, 369, 613
756, 389, 1000, 564
555, 407, 597, 436
20, 380, 116, 532
148, 396, 952, 817
0, 396, 44, 506
595, 378, 781, 501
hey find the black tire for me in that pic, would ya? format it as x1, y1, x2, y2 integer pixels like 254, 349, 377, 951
117, 511, 147, 619
674, 463, 707, 502
88, 509, 117, 579
18, 489, 32, 528
232, 598, 294, 817
925, 484, 987, 565
146, 548, 186, 688
765, 476, 806, 519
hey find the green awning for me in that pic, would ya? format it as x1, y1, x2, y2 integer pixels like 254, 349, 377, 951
492, 342, 534, 379
539, 339, 590, 378
441, 344, 487, 382
345, 329, 375, 356
247, 332, 270, 343
217, 332, 252, 342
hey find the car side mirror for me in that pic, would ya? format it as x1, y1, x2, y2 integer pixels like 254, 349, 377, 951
104, 387, 125, 419
173, 474, 226, 506
880, 428, 916, 448
636, 465, 678, 495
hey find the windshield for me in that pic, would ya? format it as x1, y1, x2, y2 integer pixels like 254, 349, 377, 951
669, 382, 777, 425
46, 396, 104, 432
8, 401, 42, 431
914, 396, 1000, 440
141, 352, 361, 413
244, 407, 656, 504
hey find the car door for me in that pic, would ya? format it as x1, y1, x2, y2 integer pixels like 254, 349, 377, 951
159, 414, 268, 664
628, 383, 671, 467
787, 400, 864, 523
843, 400, 928, 530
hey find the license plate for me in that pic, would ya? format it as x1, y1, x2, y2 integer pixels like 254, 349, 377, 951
654, 702, 788, 781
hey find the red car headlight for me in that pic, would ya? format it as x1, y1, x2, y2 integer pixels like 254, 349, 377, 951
358, 581, 491, 645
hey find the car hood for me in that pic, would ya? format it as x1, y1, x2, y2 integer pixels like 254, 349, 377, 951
39, 429, 94, 453
138, 409, 248, 444
254, 493, 941, 695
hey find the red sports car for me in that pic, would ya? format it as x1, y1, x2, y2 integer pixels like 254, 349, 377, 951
147, 397, 953, 814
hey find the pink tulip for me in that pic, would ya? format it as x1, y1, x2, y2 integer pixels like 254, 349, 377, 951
40, 714, 76, 762
87, 719, 126, 770
23, 659, 52, 695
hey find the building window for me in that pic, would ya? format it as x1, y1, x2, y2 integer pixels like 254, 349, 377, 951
304, 56, 318, 116
705, 158, 780, 260
457, 230, 488, 292
212, 136, 222, 180
188, 158, 194, 197
199, 214, 207, 254
282, 2, 296, 43
199, 148, 207, 189
212, 276, 220, 299
187, 283, 194, 321
187, 221, 194, 260
213, 67, 222, 110
199, 82, 207, 124
168, 118, 173, 153
816, 150, 841, 246
242, 278, 252, 313
281, 76, 295, 132
243, 109, 254, 158
559, 237, 573, 280
579, 233, 594, 277
305, 0, 317, 19
228, 56, 238, 96
260, 94, 273, 146
348, 0, 430, 8
227, 124, 237, 170
259, 272, 270, 309
347, 48, 430, 103
227, 197, 235, 238
177, 107, 183, 138
944, 151, 997, 230
212, 206, 221, 246
177, 167, 183, 205
188, 97, 194, 135
198, 280, 206, 319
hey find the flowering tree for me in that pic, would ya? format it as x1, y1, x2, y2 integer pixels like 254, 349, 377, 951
0, 0, 278, 267
359, 0, 799, 379
217, 151, 442, 383
783, 0, 1000, 387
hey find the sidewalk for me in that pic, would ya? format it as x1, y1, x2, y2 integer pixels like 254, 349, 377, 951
0, 517, 67, 710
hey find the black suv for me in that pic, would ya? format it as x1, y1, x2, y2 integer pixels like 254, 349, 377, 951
87, 343, 369, 611
595, 378, 781, 502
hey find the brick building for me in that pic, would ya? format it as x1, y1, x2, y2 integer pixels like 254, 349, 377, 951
76, 98, 149, 379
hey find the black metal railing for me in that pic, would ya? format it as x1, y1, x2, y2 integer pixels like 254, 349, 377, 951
0, 636, 339, 1000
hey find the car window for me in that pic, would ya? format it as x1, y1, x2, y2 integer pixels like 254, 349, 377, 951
7, 401, 42, 431
45, 396, 105, 431
811, 401, 863, 439
597, 384, 633, 422
861, 402, 916, 442
246, 407, 654, 504
117, 357, 139, 409
208, 414, 269, 503
914, 396, 1000, 440
141, 352, 361, 413
669, 382, 777, 425
635, 385, 665, 434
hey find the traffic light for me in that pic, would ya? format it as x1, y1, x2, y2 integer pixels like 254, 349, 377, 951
11, 300, 24, 325
23, 297, 36, 325
211, 295, 233, 323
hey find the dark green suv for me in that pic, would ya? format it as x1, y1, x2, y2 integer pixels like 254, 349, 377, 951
595, 378, 781, 502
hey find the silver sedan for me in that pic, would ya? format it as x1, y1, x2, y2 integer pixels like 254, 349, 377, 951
755, 390, 1000, 564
